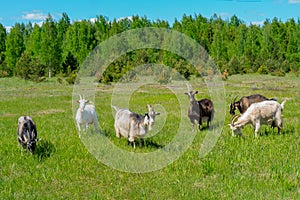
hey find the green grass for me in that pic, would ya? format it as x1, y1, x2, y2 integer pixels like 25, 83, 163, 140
0, 74, 299, 199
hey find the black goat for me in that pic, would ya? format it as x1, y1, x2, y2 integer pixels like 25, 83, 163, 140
17, 116, 38, 154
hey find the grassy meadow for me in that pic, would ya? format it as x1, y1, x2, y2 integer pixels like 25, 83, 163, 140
0, 74, 299, 199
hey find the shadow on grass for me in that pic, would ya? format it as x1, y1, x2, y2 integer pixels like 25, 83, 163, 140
101, 128, 165, 149
259, 125, 295, 136
281, 126, 296, 135
138, 139, 164, 149
200, 125, 212, 131
34, 140, 55, 161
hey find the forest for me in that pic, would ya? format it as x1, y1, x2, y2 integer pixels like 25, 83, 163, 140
0, 13, 299, 82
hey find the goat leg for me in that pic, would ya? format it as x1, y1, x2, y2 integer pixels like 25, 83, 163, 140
254, 120, 260, 137
139, 138, 144, 147
192, 123, 196, 132
77, 122, 81, 131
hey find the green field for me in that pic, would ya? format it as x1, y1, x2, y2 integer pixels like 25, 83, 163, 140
0, 74, 299, 199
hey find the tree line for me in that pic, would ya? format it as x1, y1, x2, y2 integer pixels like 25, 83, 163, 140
0, 13, 299, 82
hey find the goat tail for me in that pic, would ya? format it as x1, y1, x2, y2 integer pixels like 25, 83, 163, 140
280, 98, 288, 110
111, 105, 119, 112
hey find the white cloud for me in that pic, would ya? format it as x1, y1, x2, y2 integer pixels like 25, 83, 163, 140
250, 21, 264, 26
5, 26, 12, 32
34, 21, 44, 27
89, 18, 98, 23
117, 16, 133, 22
219, 12, 230, 19
22, 10, 48, 20
288, 0, 300, 3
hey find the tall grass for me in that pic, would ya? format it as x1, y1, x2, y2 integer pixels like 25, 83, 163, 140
0, 74, 299, 199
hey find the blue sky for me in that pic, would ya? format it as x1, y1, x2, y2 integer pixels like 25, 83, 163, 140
1, 0, 300, 30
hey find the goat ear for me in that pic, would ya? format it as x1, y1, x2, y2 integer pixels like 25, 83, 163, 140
195, 91, 198, 94
184, 92, 188, 95
155, 112, 160, 116
77, 100, 80, 103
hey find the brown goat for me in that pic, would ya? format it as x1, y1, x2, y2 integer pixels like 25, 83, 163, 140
185, 91, 214, 131
229, 94, 276, 115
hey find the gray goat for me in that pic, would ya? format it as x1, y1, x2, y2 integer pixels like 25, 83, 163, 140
112, 104, 160, 148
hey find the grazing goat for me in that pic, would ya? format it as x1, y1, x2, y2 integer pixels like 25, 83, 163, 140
76, 95, 99, 132
17, 116, 39, 154
229, 94, 276, 115
228, 100, 287, 137
112, 104, 159, 148
184, 91, 214, 132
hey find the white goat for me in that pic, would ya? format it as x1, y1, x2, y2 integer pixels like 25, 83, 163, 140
76, 95, 99, 132
112, 105, 159, 148
229, 100, 286, 137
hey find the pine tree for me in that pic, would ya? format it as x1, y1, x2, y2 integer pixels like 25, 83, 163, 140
244, 24, 261, 72
5, 23, 25, 75
26, 24, 41, 57
0, 23, 6, 55
40, 14, 60, 77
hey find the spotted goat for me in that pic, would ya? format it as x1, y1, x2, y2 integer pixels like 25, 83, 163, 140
17, 116, 39, 154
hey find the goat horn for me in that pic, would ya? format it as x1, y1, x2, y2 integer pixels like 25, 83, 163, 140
22, 136, 28, 144
230, 114, 241, 126
233, 95, 238, 103
23, 131, 29, 144
185, 83, 192, 92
